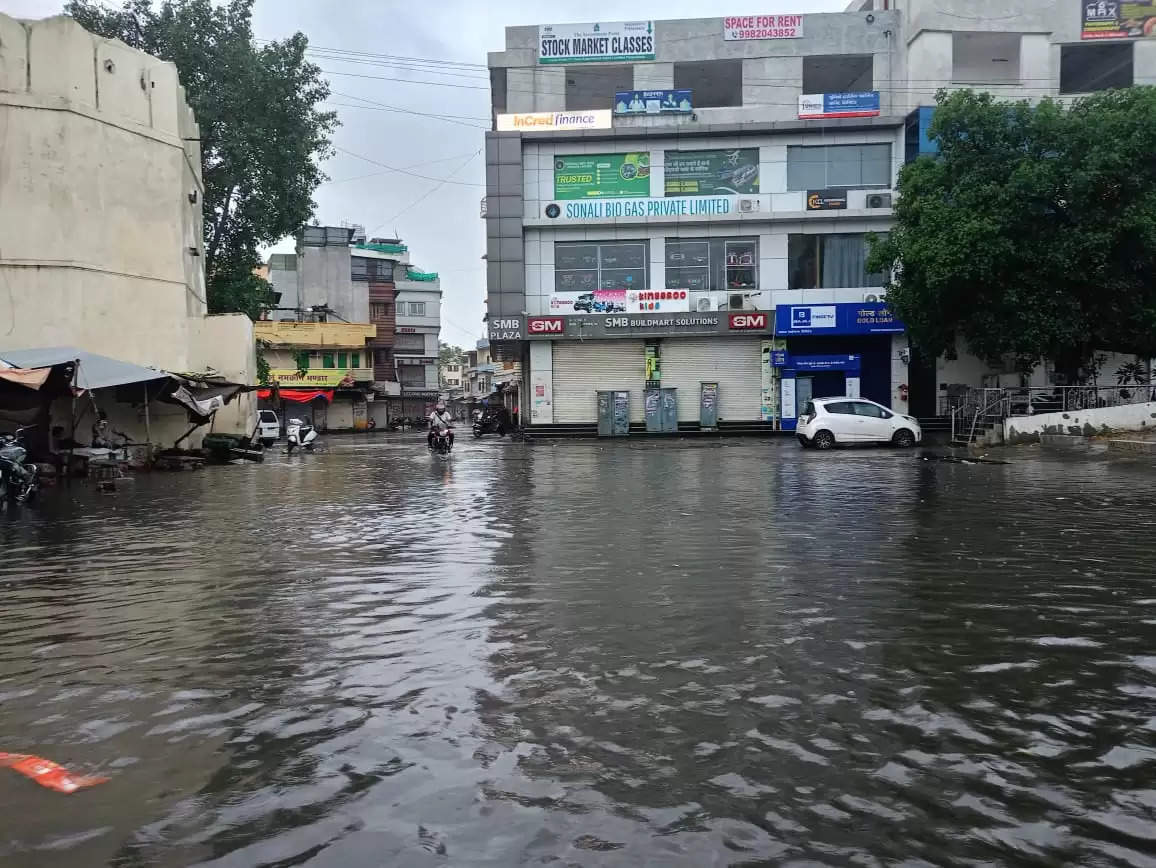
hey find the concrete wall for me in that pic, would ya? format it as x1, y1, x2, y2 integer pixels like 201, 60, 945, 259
189, 313, 257, 439
1005, 402, 1156, 443
299, 244, 366, 323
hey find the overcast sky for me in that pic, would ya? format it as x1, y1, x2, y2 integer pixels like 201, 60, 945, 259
9, 0, 847, 347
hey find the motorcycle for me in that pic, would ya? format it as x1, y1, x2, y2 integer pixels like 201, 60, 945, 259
286, 418, 318, 454
472, 415, 507, 438
0, 426, 40, 504
429, 424, 454, 456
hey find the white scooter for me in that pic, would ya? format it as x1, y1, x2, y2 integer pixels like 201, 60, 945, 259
286, 418, 318, 454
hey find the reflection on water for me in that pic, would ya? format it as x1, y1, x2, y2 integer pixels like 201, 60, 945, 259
2, 435, 1155, 866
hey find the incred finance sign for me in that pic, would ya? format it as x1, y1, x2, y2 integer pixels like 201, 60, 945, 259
528, 317, 565, 334
729, 313, 768, 330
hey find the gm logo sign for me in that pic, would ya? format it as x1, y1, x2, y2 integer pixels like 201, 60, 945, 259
729, 313, 767, 330
790, 306, 837, 329
528, 317, 565, 334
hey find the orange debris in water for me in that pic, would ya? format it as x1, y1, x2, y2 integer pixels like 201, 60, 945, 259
0, 752, 109, 793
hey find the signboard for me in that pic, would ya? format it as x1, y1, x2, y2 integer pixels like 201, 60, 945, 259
538, 21, 655, 64
798, 92, 881, 120
789, 354, 862, 373
614, 89, 692, 115
554, 153, 650, 199
528, 316, 565, 334
806, 190, 847, 211
728, 313, 770, 330
549, 289, 689, 315
489, 317, 523, 340
775, 302, 904, 335
493, 313, 782, 340
723, 14, 803, 40
645, 343, 661, 388
270, 368, 353, 388
495, 110, 612, 132
665, 149, 760, 196
1081, 1, 1156, 38
770, 350, 788, 366
546, 196, 737, 221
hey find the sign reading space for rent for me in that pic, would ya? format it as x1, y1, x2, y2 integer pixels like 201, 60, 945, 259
539, 21, 655, 63
723, 14, 803, 40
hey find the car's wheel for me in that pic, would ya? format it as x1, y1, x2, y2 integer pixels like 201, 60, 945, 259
796, 436, 812, 449
813, 430, 836, 450
892, 428, 916, 448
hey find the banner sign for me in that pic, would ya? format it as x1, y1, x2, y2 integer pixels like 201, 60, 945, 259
798, 91, 881, 120
539, 21, 655, 64
665, 149, 760, 195
806, 189, 848, 210
614, 89, 692, 115
554, 153, 650, 199
549, 289, 690, 315
788, 354, 862, 373
1081, 1, 1156, 38
775, 302, 904, 335
492, 313, 775, 341
270, 368, 354, 388
495, 110, 612, 132
547, 196, 735, 221
723, 14, 803, 40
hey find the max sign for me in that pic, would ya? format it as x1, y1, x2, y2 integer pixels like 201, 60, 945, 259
528, 317, 565, 334
729, 313, 769, 330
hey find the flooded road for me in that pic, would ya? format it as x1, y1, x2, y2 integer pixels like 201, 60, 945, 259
2, 435, 1156, 866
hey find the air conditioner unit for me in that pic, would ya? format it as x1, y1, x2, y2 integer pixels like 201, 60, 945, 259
864, 293, 880, 303
696, 297, 712, 312
866, 193, 892, 209
739, 198, 759, 213
728, 293, 745, 310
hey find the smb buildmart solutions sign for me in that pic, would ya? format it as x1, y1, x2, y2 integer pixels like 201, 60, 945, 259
489, 313, 773, 341
539, 21, 655, 63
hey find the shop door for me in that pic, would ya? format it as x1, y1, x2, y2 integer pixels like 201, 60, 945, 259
553, 341, 645, 424
660, 338, 762, 422
795, 376, 814, 418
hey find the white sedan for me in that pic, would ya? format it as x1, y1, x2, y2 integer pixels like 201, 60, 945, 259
796, 397, 922, 450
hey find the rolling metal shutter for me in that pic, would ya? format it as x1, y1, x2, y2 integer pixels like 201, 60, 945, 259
660, 338, 763, 422
552, 340, 646, 424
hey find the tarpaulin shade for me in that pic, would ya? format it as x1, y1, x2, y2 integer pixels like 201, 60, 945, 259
0, 367, 51, 389
257, 388, 332, 403
0, 347, 168, 390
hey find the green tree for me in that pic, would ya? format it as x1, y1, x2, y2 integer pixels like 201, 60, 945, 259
868, 88, 1156, 379
65, 0, 337, 318
438, 342, 464, 368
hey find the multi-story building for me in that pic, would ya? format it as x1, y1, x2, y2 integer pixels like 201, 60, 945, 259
484, 2, 1154, 429
394, 267, 443, 418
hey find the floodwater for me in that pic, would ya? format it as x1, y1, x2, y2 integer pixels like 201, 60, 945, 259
2, 435, 1156, 867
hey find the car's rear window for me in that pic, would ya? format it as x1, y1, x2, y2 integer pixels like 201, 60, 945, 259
802, 401, 816, 418
260, 411, 277, 422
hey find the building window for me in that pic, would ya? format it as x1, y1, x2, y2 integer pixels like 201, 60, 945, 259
565, 64, 633, 111
673, 60, 742, 108
1060, 43, 1133, 94
665, 237, 758, 291
788, 234, 885, 289
350, 257, 368, 281
555, 241, 648, 292
370, 302, 386, 319
802, 54, 873, 93
322, 352, 335, 368
952, 33, 1021, 84
408, 302, 426, 316
337, 352, 348, 368
786, 144, 891, 190
395, 333, 426, 353
351, 352, 360, 368
399, 365, 426, 386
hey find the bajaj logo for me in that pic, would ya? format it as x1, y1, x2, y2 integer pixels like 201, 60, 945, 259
791, 306, 837, 328
528, 317, 564, 334
729, 313, 766, 330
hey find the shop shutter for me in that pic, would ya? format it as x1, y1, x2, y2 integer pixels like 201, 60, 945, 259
552, 340, 646, 424
660, 338, 763, 422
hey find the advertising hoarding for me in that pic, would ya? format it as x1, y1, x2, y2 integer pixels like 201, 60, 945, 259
664, 149, 760, 196
723, 14, 803, 39
538, 21, 655, 63
554, 153, 651, 199
495, 110, 612, 132
806, 189, 848, 210
775, 302, 904, 335
548, 289, 690, 315
798, 92, 881, 119
545, 196, 738, 221
614, 89, 693, 115
1081, 1, 1156, 38
270, 369, 353, 388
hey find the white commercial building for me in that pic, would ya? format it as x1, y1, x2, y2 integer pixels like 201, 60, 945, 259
484, 2, 1154, 428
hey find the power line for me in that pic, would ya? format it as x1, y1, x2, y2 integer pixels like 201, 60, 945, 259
367, 150, 482, 237
332, 145, 485, 186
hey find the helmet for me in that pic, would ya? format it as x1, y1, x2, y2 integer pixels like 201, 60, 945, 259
436, 401, 446, 411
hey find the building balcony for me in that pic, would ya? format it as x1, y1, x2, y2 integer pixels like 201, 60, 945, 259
255, 320, 376, 348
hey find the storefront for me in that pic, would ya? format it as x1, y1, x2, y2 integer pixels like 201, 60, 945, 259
400, 388, 439, 420
774, 302, 904, 430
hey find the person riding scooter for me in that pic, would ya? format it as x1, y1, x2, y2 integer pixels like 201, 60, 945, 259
427, 401, 455, 450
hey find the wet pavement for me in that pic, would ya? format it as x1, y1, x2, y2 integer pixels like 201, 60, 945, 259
2, 434, 1156, 866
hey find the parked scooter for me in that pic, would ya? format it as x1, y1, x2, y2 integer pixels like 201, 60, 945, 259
285, 418, 318, 454
429, 424, 454, 456
0, 426, 40, 504
472, 414, 507, 438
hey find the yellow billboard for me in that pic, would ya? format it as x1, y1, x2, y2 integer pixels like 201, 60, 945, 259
270, 369, 354, 388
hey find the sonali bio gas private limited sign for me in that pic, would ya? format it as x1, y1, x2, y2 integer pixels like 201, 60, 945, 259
546, 196, 735, 221
538, 21, 655, 63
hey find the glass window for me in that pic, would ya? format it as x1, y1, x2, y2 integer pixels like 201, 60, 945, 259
351, 352, 360, 368
1060, 43, 1133, 94
825, 401, 856, 415
788, 234, 885, 289
337, 352, 348, 368
665, 237, 758, 291
370, 302, 386, 319
394, 333, 426, 353
322, 353, 335, 369
786, 144, 891, 190
409, 302, 426, 316
555, 241, 648, 292
350, 257, 368, 281
852, 401, 885, 417
399, 365, 425, 386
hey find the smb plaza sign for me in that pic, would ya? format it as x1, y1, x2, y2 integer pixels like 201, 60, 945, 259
488, 312, 772, 341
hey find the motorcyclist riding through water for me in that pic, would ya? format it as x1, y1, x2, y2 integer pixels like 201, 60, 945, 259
427, 402, 454, 450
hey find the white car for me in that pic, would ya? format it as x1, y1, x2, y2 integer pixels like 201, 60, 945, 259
796, 397, 921, 450
258, 409, 280, 447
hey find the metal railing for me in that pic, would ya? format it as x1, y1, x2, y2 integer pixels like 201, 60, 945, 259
948, 384, 1156, 443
